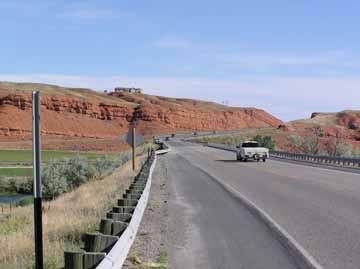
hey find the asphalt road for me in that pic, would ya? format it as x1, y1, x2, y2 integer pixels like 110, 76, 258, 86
165, 140, 360, 269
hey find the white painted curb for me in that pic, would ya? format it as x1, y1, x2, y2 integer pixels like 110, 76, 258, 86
97, 151, 163, 269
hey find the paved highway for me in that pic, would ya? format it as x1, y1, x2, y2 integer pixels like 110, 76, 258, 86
164, 140, 360, 269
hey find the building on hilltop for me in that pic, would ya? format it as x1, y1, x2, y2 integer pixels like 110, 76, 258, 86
114, 87, 143, 94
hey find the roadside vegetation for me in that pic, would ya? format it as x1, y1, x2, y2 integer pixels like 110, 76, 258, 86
192, 128, 360, 158
0, 149, 108, 165
0, 168, 32, 177
0, 145, 151, 268
287, 134, 360, 157
192, 133, 277, 151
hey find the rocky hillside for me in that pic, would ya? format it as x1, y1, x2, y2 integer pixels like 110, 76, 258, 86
278, 110, 360, 148
0, 82, 282, 141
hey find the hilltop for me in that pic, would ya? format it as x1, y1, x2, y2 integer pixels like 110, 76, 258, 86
0, 81, 282, 151
279, 110, 360, 143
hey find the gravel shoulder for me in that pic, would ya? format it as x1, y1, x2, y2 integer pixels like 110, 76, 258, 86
123, 155, 174, 269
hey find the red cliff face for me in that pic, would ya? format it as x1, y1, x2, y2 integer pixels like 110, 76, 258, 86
131, 104, 282, 135
0, 83, 282, 142
277, 111, 360, 150
0, 92, 133, 139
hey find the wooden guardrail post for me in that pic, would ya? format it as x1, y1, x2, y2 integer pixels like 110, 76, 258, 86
84, 253, 107, 269
64, 251, 84, 269
84, 233, 119, 253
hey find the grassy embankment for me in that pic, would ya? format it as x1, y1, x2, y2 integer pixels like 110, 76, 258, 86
0, 150, 109, 177
0, 155, 146, 268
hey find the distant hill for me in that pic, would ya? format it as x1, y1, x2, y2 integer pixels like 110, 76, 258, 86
0, 81, 282, 146
278, 110, 360, 149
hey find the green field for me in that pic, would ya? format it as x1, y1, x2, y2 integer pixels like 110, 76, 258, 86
0, 168, 33, 177
0, 150, 107, 164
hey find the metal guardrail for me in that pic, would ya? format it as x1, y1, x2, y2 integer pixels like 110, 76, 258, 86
64, 153, 156, 269
207, 143, 360, 169
270, 151, 360, 168
64, 142, 171, 269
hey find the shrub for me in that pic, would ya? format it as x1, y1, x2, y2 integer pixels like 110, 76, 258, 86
0, 177, 6, 193
63, 157, 95, 188
288, 135, 320, 154
13, 179, 32, 194
253, 135, 276, 150
42, 161, 68, 199
41, 157, 95, 199
335, 142, 354, 157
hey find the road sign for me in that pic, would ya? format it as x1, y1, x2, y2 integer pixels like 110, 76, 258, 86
123, 130, 144, 147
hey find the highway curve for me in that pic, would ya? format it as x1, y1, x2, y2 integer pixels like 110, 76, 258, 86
164, 140, 360, 269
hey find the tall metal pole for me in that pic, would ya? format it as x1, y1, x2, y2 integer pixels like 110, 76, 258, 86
132, 127, 136, 171
32, 91, 43, 269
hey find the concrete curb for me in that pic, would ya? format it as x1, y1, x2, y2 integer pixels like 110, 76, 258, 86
97, 150, 164, 269
177, 153, 323, 269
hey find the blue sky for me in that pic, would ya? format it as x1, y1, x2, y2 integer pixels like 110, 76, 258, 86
1, 0, 360, 121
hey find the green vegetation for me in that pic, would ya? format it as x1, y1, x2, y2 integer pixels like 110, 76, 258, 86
192, 133, 277, 150
157, 251, 168, 269
0, 215, 31, 236
0, 168, 32, 177
5, 151, 132, 199
0, 149, 107, 164
253, 135, 276, 150
287, 135, 320, 155
287, 135, 360, 157
192, 134, 246, 145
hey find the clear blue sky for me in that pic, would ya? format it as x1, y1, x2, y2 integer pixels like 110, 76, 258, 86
1, 0, 359, 121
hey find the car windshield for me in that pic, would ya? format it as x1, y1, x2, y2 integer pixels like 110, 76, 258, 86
242, 142, 260, 148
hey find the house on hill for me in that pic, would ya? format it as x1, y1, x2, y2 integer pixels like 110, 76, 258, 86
114, 87, 143, 94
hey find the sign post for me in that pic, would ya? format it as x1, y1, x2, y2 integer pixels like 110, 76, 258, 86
123, 128, 144, 171
32, 91, 43, 269
132, 127, 136, 171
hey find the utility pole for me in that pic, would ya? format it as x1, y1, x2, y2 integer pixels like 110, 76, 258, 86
32, 91, 43, 269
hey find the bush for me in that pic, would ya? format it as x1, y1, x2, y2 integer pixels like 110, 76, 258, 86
93, 155, 117, 177
288, 135, 320, 154
253, 135, 276, 150
0, 177, 6, 193
335, 142, 354, 157
41, 157, 95, 199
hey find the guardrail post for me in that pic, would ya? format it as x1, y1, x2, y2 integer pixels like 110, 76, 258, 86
64, 251, 84, 269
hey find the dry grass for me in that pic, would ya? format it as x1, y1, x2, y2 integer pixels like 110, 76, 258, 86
0, 157, 145, 268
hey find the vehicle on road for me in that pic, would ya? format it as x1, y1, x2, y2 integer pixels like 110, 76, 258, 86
236, 141, 269, 162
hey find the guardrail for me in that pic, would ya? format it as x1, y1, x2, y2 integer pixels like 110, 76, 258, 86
64, 154, 154, 269
64, 143, 171, 269
207, 143, 360, 169
270, 151, 360, 168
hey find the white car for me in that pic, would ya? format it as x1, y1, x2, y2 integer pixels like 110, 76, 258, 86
236, 141, 269, 162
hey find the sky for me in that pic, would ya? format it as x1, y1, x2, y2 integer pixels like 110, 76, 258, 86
1, 0, 360, 121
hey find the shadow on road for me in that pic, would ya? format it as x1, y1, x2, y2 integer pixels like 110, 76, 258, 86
215, 159, 239, 163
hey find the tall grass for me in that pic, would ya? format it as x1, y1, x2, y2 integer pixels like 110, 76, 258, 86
0, 156, 145, 268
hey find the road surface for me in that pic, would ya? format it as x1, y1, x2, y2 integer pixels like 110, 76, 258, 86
164, 140, 360, 269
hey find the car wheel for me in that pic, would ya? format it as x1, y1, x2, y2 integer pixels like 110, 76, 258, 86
262, 158, 266, 162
